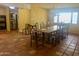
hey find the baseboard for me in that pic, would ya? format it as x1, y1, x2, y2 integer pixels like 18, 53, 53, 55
69, 32, 79, 36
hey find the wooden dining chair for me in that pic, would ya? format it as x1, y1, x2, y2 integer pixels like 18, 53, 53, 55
56, 23, 66, 40
51, 23, 63, 45
22, 24, 32, 35
54, 30, 61, 45
61, 23, 69, 39
49, 31, 56, 45
37, 31, 45, 47
30, 28, 38, 47
50, 24, 63, 45
30, 27, 45, 48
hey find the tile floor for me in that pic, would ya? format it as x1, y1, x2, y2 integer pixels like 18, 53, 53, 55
0, 31, 79, 56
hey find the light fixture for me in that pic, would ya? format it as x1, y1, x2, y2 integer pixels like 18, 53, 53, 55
9, 6, 15, 9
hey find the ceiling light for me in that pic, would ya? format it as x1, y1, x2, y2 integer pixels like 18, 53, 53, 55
9, 6, 15, 9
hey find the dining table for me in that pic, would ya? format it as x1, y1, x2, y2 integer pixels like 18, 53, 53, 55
30, 24, 65, 48
36, 25, 60, 47
39, 25, 59, 33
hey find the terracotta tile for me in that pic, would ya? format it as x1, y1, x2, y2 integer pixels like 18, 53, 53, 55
74, 50, 79, 56
64, 50, 73, 56
68, 46, 75, 49
74, 50, 79, 54
73, 53, 79, 56
63, 53, 68, 56
55, 51, 63, 56
0, 31, 78, 56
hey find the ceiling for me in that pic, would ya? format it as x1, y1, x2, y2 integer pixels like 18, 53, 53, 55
0, 3, 79, 9
32, 3, 79, 9
0, 3, 79, 13
0, 3, 31, 9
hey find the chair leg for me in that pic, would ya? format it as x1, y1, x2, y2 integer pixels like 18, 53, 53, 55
42, 39, 44, 47
30, 39, 32, 47
51, 37, 54, 44
52, 37, 56, 46
30, 36, 33, 47
35, 40, 38, 48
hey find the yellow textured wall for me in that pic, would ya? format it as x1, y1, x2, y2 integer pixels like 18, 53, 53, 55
69, 24, 79, 35
6, 7, 10, 31
18, 8, 30, 32
0, 6, 10, 31
31, 5, 48, 29
0, 7, 6, 15
18, 4, 48, 32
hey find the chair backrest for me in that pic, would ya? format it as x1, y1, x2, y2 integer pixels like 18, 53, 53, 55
56, 23, 69, 36
62, 24, 69, 32
31, 27, 38, 40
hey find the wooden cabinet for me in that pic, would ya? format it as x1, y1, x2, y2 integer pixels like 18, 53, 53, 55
0, 15, 6, 30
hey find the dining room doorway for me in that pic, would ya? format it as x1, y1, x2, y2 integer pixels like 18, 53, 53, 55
10, 7, 18, 31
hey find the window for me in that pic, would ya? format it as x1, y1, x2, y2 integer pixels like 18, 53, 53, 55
72, 12, 78, 24
54, 12, 78, 24
54, 16, 58, 23
59, 13, 71, 23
